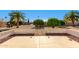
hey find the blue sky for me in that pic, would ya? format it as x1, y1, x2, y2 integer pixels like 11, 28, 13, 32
0, 10, 74, 22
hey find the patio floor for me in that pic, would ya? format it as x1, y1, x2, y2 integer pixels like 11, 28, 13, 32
0, 36, 79, 48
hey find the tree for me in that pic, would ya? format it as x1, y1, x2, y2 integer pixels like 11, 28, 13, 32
64, 10, 79, 26
47, 18, 59, 28
9, 11, 25, 28
59, 20, 65, 25
33, 19, 44, 28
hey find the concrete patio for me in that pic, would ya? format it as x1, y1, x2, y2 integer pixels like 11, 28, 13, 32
0, 36, 79, 48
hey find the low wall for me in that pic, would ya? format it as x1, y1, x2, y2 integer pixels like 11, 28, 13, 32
0, 29, 34, 41
46, 29, 79, 38
0, 28, 79, 42
66, 29, 79, 38
0, 30, 14, 40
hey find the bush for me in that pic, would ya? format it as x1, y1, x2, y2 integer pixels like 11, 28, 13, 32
59, 20, 65, 25
47, 18, 59, 28
33, 19, 44, 28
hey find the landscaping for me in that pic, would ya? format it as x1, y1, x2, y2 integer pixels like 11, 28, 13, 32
0, 10, 79, 48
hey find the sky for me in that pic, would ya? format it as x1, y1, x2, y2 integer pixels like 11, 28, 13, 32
0, 10, 74, 22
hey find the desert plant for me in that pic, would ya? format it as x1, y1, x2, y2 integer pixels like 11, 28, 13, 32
59, 20, 65, 26
47, 18, 59, 28
64, 10, 79, 26
33, 19, 44, 28
9, 10, 25, 28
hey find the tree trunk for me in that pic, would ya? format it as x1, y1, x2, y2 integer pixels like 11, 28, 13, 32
16, 17, 19, 28
72, 20, 75, 27
52, 26, 55, 28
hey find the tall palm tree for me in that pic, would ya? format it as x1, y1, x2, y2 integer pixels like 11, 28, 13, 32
9, 11, 25, 28
64, 11, 79, 26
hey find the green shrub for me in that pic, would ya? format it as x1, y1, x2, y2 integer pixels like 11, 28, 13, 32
59, 20, 65, 25
33, 19, 44, 28
47, 18, 59, 28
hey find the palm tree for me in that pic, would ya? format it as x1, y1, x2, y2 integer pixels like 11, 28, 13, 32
64, 11, 79, 26
9, 11, 25, 28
